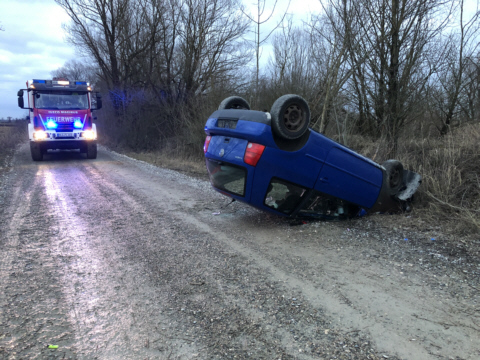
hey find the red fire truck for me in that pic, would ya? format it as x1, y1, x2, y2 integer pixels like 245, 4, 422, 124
17, 78, 102, 161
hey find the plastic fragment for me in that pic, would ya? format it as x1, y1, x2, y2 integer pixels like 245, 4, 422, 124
431, 238, 436, 241
48, 345, 58, 349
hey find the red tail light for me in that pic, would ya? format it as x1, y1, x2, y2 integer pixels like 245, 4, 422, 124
204, 135, 212, 154
244, 142, 265, 166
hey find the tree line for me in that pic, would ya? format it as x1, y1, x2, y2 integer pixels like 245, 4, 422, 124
53, 0, 480, 157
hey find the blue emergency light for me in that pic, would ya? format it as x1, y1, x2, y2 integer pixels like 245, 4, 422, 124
46, 120, 58, 129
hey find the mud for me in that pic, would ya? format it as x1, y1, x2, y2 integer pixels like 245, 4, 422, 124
0, 143, 478, 359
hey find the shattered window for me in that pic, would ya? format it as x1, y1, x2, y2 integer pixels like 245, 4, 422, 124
298, 190, 360, 219
264, 178, 306, 214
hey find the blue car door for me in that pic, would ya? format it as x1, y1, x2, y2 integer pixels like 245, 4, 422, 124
314, 146, 383, 209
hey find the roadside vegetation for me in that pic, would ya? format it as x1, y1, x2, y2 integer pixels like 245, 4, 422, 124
0, 124, 26, 175
46, 0, 480, 234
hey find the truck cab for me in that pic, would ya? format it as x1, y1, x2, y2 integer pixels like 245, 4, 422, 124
18, 78, 102, 161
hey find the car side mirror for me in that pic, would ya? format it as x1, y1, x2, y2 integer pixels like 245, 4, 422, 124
94, 93, 102, 110
17, 90, 24, 108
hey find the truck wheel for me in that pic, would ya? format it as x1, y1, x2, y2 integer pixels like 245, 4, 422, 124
30, 142, 43, 161
270, 94, 310, 140
218, 96, 250, 110
86, 143, 97, 159
382, 160, 404, 195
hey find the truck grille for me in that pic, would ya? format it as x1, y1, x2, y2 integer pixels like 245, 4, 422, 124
56, 123, 74, 131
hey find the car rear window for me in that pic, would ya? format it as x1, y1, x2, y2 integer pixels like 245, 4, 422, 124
206, 159, 246, 197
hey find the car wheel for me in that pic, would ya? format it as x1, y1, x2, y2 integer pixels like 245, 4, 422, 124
86, 143, 97, 159
270, 94, 310, 140
218, 96, 250, 110
30, 142, 43, 161
382, 160, 404, 195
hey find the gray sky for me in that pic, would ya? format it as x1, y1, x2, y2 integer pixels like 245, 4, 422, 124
0, 0, 76, 119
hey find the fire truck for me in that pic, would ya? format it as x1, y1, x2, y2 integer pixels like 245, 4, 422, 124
17, 78, 102, 161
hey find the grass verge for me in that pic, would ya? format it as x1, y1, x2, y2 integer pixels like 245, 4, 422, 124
0, 125, 26, 179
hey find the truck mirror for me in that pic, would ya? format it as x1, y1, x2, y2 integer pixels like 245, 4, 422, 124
95, 93, 102, 110
17, 90, 24, 108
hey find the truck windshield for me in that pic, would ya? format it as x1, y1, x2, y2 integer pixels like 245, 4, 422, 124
34, 91, 89, 110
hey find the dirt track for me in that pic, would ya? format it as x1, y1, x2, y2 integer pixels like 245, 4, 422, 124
0, 143, 479, 359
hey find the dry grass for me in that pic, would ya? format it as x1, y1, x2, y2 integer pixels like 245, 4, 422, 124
0, 125, 26, 163
349, 123, 480, 235
401, 123, 480, 234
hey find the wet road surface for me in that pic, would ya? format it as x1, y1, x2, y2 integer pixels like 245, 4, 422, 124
0, 144, 479, 359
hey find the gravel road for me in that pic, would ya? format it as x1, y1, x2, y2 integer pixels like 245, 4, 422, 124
0, 143, 479, 360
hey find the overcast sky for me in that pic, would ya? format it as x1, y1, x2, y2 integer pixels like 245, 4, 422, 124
0, 0, 477, 120
0, 0, 77, 119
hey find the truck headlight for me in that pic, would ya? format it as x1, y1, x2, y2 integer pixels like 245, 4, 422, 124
33, 131, 47, 140
81, 130, 96, 140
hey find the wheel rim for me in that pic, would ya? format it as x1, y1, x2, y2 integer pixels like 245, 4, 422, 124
283, 104, 305, 132
232, 104, 247, 109
389, 168, 401, 188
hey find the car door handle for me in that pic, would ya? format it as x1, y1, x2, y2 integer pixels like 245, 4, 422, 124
319, 177, 329, 183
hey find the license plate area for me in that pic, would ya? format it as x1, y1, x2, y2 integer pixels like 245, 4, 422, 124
55, 132, 74, 138
217, 118, 238, 129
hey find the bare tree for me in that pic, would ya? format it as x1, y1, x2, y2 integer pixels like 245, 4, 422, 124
55, 0, 251, 149
242, 0, 291, 106
307, 6, 354, 135
318, 0, 455, 156
179, 0, 250, 96
268, 20, 316, 98
460, 54, 480, 122
51, 59, 99, 83
56, 0, 127, 92
427, 0, 480, 135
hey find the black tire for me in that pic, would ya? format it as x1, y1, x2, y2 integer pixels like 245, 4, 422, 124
86, 143, 97, 159
382, 160, 404, 195
30, 142, 43, 161
218, 96, 250, 110
270, 94, 310, 140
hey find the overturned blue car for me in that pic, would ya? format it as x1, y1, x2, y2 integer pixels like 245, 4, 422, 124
204, 95, 421, 220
